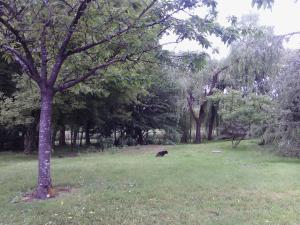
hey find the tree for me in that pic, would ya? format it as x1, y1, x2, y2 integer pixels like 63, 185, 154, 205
262, 50, 300, 156
252, 0, 274, 9
0, 0, 233, 198
171, 56, 230, 143
187, 62, 230, 143
0, 56, 22, 151
129, 67, 181, 145
227, 14, 283, 95
0, 76, 40, 153
210, 89, 272, 147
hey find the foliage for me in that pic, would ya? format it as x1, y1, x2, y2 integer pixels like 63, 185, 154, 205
0, 76, 40, 127
252, 0, 274, 9
227, 15, 284, 94
262, 50, 300, 156
0, 0, 235, 93
210, 89, 272, 147
0, 56, 19, 98
131, 68, 181, 140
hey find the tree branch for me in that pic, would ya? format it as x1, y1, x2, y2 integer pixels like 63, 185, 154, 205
186, 90, 198, 120
276, 31, 300, 38
48, 0, 92, 86
0, 17, 39, 79
1, 45, 40, 83
40, 25, 48, 82
55, 57, 125, 92
66, 0, 159, 56
208, 65, 230, 96
65, 27, 130, 56
55, 36, 176, 92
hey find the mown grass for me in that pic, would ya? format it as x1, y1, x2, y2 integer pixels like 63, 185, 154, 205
1, 140, 300, 225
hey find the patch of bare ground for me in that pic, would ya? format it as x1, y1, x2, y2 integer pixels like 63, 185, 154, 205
268, 190, 300, 201
12, 186, 78, 203
240, 190, 300, 201
119, 145, 169, 154
57, 152, 79, 158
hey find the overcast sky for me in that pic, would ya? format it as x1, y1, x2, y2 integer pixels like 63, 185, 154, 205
160, 0, 300, 59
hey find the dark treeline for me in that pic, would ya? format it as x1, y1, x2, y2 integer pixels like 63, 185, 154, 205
1, 14, 300, 155
0, 55, 183, 152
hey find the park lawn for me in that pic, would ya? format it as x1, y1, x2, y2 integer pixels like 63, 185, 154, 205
1, 141, 300, 225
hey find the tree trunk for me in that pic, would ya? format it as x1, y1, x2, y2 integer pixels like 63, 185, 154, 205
36, 91, 54, 199
24, 123, 36, 154
72, 128, 78, 147
195, 102, 206, 144
70, 127, 73, 146
79, 128, 84, 146
51, 127, 58, 149
208, 104, 217, 141
136, 128, 144, 145
189, 110, 192, 143
59, 125, 66, 146
85, 122, 91, 146
114, 129, 117, 146
181, 130, 188, 143
195, 120, 201, 144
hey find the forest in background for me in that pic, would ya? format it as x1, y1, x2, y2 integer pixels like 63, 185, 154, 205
1, 13, 299, 155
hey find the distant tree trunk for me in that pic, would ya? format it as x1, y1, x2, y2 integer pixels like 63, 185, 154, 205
51, 127, 58, 149
85, 122, 91, 146
37, 91, 54, 199
70, 127, 73, 146
195, 119, 202, 143
180, 113, 189, 143
181, 130, 188, 143
24, 115, 39, 154
119, 129, 125, 146
145, 130, 149, 144
72, 128, 78, 147
24, 126, 35, 154
195, 102, 206, 144
0, 131, 3, 150
79, 129, 84, 146
189, 111, 192, 143
59, 125, 66, 146
186, 65, 230, 144
208, 104, 217, 140
136, 128, 144, 145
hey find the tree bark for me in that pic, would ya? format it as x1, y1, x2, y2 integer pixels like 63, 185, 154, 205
36, 90, 54, 199
208, 104, 217, 141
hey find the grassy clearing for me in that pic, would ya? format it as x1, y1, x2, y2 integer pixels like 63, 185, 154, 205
1, 141, 300, 225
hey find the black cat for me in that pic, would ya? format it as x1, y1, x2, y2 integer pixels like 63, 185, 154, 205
156, 150, 168, 157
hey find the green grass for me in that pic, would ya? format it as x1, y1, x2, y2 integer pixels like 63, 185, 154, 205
1, 140, 300, 225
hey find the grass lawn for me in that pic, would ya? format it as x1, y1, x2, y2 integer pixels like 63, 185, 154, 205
1, 140, 300, 225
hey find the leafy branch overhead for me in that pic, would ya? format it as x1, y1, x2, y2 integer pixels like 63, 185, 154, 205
0, 0, 237, 93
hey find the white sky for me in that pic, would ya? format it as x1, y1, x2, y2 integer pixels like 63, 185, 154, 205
160, 0, 300, 59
